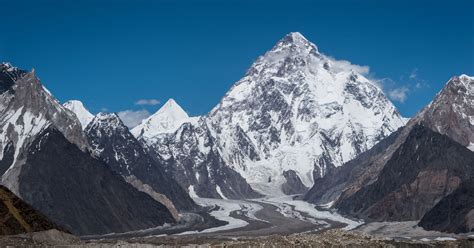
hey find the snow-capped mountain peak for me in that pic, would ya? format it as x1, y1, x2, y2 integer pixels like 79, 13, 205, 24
131, 98, 199, 140
63, 100, 94, 129
206, 32, 406, 195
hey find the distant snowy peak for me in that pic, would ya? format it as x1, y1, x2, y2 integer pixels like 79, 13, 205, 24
63, 100, 94, 129
131, 98, 199, 140
415, 74, 473, 150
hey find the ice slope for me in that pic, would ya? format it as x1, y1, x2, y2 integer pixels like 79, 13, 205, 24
63, 100, 94, 129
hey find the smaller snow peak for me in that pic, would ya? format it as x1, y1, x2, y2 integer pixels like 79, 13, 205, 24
63, 100, 94, 129
155, 98, 189, 119
131, 98, 199, 138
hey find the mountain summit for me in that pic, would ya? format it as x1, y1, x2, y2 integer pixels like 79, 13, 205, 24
132, 98, 198, 140
206, 32, 406, 195
63, 100, 94, 129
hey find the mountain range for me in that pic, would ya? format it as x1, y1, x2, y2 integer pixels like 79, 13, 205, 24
0, 32, 471, 237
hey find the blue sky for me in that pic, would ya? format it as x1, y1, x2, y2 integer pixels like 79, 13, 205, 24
1, 0, 473, 125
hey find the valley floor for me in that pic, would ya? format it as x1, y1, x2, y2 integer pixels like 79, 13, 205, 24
1, 195, 472, 247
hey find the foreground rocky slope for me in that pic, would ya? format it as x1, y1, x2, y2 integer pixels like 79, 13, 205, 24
419, 178, 474, 233
0, 185, 62, 235
336, 124, 474, 221
19, 127, 175, 235
304, 75, 474, 233
85, 112, 197, 213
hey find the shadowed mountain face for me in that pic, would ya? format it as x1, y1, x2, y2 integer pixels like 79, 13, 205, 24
85, 113, 197, 212
0, 63, 177, 236
0, 185, 62, 235
418, 179, 474, 233
18, 127, 175, 235
335, 124, 474, 221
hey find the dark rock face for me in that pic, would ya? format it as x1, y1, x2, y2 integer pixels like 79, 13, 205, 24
0, 185, 62, 235
281, 170, 308, 195
335, 125, 474, 222
0, 63, 27, 94
419, 179, 474, 233
0, 142, 14, 177
85, 113, 196, 212
148, 121, 262, 199
19, 127, 175, 236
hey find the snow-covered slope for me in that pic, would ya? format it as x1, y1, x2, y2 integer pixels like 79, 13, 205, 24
206, 32, 406, 195
63, 100, 94, 129
132, 99, 261, 199
0, 62, 88, 194
132, 98, 199, 141
85, 112, 197, 212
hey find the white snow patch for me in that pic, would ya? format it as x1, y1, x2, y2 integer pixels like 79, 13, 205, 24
188, 185, 199, 198
63, 100, 94, 129
216, 185, 228, 200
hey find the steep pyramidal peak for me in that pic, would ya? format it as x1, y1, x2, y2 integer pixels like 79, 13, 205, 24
304, 75, 474, 233
63, 100, 94, 129
85, 112, 197, 214
415, 74, 473, 150
132, 98, 199, 140
0, 62, 88, 194
19, 126, 175, 235
206, 32, 406, 195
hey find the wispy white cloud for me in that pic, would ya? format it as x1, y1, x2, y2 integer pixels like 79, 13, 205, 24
327, 57, 370, 75
388, 87, 410, 103
117, 109, 150, 128
135, 99, 160, 106
409, 68, 418, 79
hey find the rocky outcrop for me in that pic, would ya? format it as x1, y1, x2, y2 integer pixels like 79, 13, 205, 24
0, 185, 62, 235
18, 127, 175, 235
335, 124, 474, 221
419, 178, 474, 233
281, 170, 308, 195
